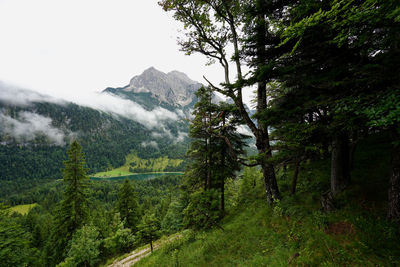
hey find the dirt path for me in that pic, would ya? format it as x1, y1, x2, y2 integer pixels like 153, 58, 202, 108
108, 234, 181, 267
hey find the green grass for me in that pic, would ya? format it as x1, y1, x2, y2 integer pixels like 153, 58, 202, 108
92, 169, 132, 178
135, 134, 400, 266
9, 203, 38, 215
92, 152, 183, 178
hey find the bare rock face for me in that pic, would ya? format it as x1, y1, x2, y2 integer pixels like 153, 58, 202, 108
124, 67, 202, 107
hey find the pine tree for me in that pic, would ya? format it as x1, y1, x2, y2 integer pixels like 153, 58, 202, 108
160, 0, 282, 204
0, 204, 32, 266
60, 225, 101, 267
117, 179, 141, 232
184, 86, 248, 226
48, 140, 89, 265
137, 213, 160, 253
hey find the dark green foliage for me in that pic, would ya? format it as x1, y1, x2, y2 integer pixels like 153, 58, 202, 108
103, 213, 136, 255
184, 87, 248, 222
161, 199, 186, 234
137, 136, 400, 266
117, 179, 141, 231
48, 141, 90, 265
0, 204, 34, 267
183, 189, 221, 230
60, 141, 90, 230
138, 213, 161, 252
60, 225, 101, 267
0, 100, 189, 182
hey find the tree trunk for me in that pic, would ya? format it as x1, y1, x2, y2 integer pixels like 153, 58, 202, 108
388, 129, 400, 221
254, 8, 280, 204
330, 131, 350, 195
291, 160, 301, 195
204, 133, 208, 190
220, 113, 226, 213
150, 239, 153, 253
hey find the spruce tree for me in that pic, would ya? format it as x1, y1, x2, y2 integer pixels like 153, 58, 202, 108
137, 213, 160, 253
184, 86, 248, 226
117, 179, 140, 232
48, 140, 89, 265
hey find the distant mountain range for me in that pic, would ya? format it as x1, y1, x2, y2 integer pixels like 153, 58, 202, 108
0, 67, 204, 181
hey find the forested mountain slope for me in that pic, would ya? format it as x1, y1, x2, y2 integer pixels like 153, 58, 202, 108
0, 67, 199, 182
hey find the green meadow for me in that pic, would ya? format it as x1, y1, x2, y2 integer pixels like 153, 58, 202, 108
9, 203, 38, 215
92, 152, 183, 178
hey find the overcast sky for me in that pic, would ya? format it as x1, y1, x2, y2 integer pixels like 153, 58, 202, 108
0, 0, 236, 101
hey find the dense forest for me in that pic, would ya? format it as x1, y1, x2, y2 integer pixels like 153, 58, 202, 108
1, 0, 399, 266
0, 101, 189, 181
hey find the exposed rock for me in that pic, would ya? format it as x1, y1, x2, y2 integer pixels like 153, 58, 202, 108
123, 67, 202, 107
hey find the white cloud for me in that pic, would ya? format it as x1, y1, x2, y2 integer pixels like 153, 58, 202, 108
140, 141, 159, 149
237, 125, 253, 137
0, 0, 227, 100
151, 129, 188, 144
0, 111, 73, 145
69, 91, 180, 129
0, 82, 65, 106
175, 131, 188, 143
0, 82, 180, 130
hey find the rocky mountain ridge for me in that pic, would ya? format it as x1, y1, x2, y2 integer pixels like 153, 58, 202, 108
121, 67, 202, 107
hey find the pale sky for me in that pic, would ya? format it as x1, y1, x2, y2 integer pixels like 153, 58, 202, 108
0, 0, 233, 100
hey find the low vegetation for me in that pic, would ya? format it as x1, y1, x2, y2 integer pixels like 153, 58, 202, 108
137, 137, 400, 266
9, 203, 38, 215
93, 153, 184, 178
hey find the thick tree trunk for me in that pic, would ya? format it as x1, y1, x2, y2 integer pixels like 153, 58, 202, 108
330, 132, 350, 195
388, 130, 400, 221
291, 160, 300, 195
257, 140, 280, 204
254, 9, 280, 204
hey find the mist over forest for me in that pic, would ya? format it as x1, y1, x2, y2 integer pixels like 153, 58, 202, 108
1, 0, 399, 266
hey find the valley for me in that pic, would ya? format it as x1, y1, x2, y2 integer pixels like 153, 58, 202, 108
0, 0, 399, 266
0, 67, 194, 183
91, 153, 184, 178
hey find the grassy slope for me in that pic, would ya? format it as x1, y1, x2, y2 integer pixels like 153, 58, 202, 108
93, 153, 183, 177
9, 203, 38, 215
137, 135, 400, 266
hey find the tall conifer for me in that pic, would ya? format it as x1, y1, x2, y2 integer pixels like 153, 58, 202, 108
117, 179, 140, 232
48, 140, 89, 264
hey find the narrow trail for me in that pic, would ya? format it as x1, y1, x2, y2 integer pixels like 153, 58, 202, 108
108, 234, 181, 267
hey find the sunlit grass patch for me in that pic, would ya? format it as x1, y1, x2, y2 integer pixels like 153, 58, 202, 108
9, 203, 38, 215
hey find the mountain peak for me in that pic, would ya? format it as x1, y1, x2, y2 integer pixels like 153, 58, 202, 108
121, 68, 202, 107
143, 66, 162, 74
167, 70, 196, 85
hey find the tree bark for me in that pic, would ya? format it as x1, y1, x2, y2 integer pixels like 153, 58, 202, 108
220, 113, 226, 213
257, 140, 280, 204
254, 7, 280, 204
330, 132, 350, 195
291, 160, 301, 195
204, 134, 208, 190
388, 129, 400, 221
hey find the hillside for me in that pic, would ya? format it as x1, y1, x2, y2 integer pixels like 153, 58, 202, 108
0, 67, 197, 182
134, 135, 400, 266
